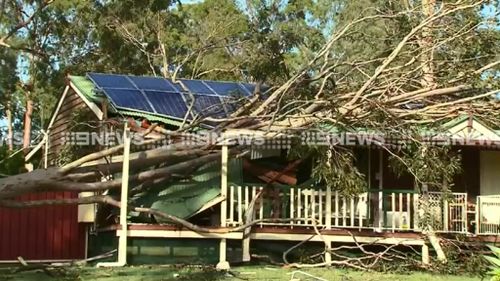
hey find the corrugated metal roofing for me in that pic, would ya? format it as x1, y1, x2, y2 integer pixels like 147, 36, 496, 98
117, 110, 185, 127
130, 158, 243, 222
69, 75, 101, 102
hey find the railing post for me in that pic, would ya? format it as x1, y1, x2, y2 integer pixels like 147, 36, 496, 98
244, 186, 249, 213
391, 192, 396, 232
475, 196, 480, 235
305, 189, 310, 225
335, 191, 339, 227
297, 187, 302, 225
406, 193, 411, 231
290, 187, 295, 227
342, 197, 347, 227
319, 189, 323, 226
358, 194, 363, 230
398, 193, 403, 229
443, 197, 449, 232
378, 191, 383, 229
311, 189, 316, 226
413, 193, 420, 231
238, 186, 242, 224
326, 186, 332, 230
463, 194, 468, 233
259, 186, 264, 227
229, 185, 234, 225
350, 197, 355, 227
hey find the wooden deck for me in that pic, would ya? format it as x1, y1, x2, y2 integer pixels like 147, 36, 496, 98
100, 223, 499, 244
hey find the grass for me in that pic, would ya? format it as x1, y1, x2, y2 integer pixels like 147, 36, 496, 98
0, 265, 483, 281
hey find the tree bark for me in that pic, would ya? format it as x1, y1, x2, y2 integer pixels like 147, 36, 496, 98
420, 0, 436, 89
6, 100, 13, 151
0, 151, 223, 199
22, 97, 33, 154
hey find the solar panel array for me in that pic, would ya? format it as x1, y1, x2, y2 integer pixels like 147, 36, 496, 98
87, 73, 262, 123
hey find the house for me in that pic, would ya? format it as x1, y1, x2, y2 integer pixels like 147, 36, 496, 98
3, 73, 499, 266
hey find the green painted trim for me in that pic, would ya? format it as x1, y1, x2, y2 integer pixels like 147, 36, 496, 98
118, 110, 185, 127
69, 75, 102, 102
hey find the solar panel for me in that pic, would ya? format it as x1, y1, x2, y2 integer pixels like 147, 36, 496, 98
88, 73, 135, 89
87, 72, 265, 124
179, 79, 215, 95
104, 88, 154, 112
240, 83, 257, 95
203, 81, 248, 97
128, 76, 178, 92
191, 94, 227, 119
144, 91, 190, 119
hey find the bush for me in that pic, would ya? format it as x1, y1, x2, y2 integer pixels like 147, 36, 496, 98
484, 245, 500, 281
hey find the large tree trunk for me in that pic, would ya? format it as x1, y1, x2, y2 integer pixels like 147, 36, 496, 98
0, 142, 225, 200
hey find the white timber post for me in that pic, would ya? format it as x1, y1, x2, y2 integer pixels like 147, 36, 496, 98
422, 244, 430, 265
98, 123, 131, 267
377, 149, 384, 230
443, 198, 449, 232
217, 141, 230, 270
118, 125, 131, 265
475, 196, 480, 235
443, 179, 449, 232
463, 194, 467, 233
324, 239, 332, 266
325, 186, 332, 229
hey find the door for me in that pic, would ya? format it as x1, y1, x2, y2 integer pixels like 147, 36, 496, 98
479, 151, 500, 231
480, 151, 500, 195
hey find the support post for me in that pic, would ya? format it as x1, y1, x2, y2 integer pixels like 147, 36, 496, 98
414, 193, 420, 231
422, 244, 430, 265
443, 198, 449, 232
475, 196, 480, 235
217, 143, 230, 270
98, 123, 131, 267
324, 240, 332, 266
377, 149, 384, 231
117, 126, 131, 265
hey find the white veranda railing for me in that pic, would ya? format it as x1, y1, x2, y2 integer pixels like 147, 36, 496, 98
226, 185, 468, 233
476, 195, 500, 235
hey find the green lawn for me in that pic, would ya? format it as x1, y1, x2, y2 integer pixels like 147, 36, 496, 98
0, 265, 483, 281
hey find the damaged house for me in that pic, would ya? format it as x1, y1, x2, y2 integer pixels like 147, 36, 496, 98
1, 73, 499, 266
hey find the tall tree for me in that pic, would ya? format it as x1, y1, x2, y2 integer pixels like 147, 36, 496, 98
0, 48, 19, 151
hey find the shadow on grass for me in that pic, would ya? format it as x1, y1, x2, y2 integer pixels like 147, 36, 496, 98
0, 266, 227, 281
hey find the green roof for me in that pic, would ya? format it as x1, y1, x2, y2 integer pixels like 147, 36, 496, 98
69, 75, 101, 102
